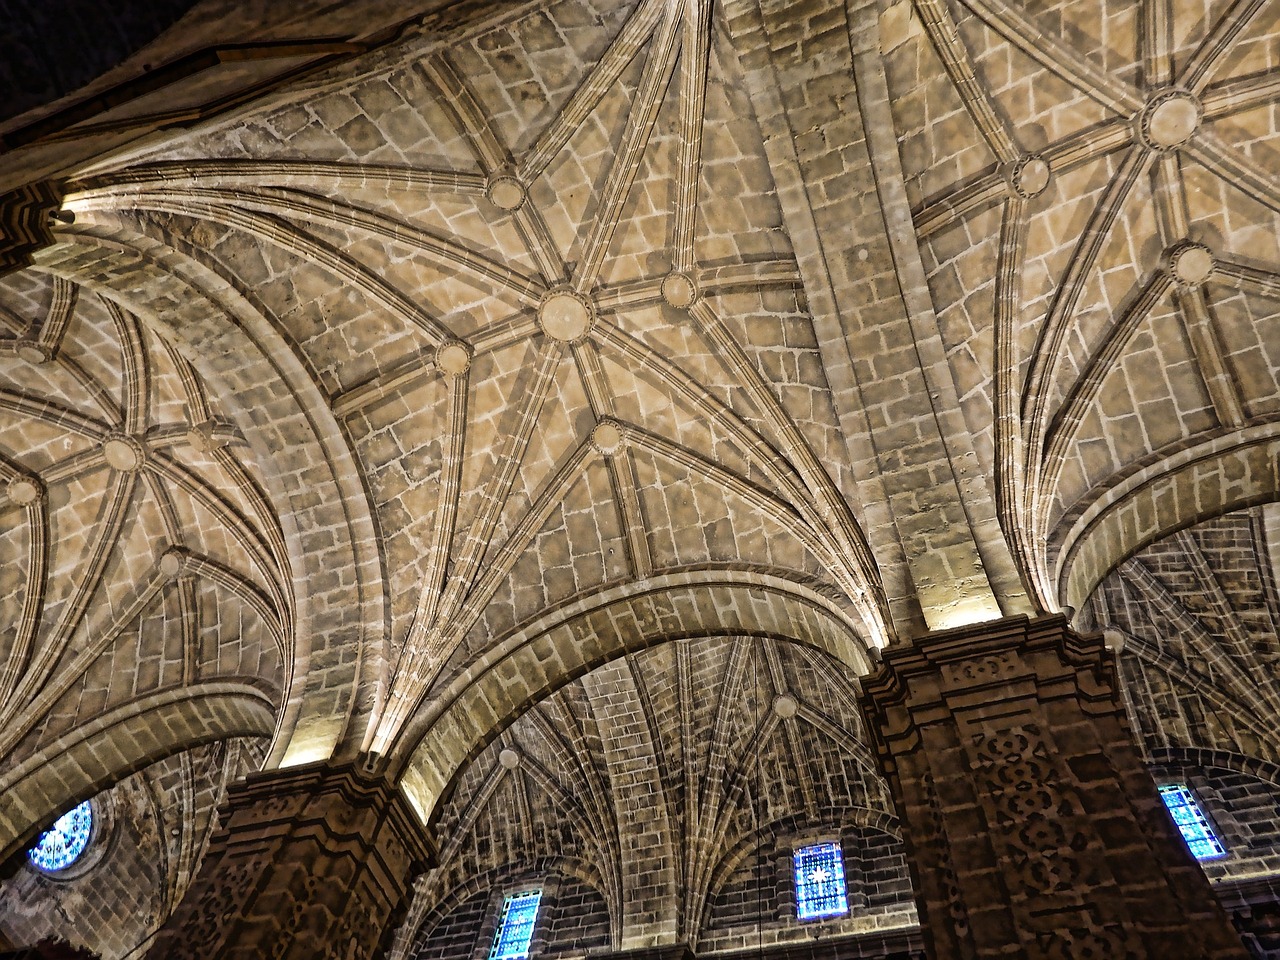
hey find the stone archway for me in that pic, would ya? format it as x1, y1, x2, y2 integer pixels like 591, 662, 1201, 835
395, 572, 873, 827
0, 683, 274, 862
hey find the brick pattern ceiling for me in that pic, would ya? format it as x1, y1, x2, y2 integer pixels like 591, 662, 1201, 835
0, 0, 1278, 843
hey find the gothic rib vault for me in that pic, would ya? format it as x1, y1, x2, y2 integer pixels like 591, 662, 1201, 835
0, 0, 1279, 955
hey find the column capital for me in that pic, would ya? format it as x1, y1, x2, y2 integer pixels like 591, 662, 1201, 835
221, 761, 436, 871
861, 614, 1118, 732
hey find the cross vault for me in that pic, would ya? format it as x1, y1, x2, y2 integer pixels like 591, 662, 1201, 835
2, 0, 1280, 957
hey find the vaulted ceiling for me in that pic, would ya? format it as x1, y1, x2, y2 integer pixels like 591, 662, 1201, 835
1, 0, 1279, 918
396, 637, 901, 956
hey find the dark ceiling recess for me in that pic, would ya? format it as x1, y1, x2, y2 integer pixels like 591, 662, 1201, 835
0, 0, 200, 123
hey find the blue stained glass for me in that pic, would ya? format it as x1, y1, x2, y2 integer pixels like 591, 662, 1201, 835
490, 890, 542, 960
1160, 784, 1227, 861
794, 842, 849, 920
28, 801, 93, 872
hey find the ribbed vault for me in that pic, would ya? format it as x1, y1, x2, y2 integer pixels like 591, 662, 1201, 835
0, 0, 1278, 951
44, 0, 893, 792
392, 637, 906, 958
877, 0, 1280, 608
1083, 505, 1280, 766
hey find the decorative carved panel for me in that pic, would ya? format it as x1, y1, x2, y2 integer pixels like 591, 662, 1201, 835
860, 615, 1249, 959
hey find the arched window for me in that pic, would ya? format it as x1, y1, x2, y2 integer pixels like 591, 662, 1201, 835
27, 801, 93, 873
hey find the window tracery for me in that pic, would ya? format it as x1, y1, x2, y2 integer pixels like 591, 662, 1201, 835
1159, 784, 1227, 861
27, 801, 93, 873
793, 842, 848, 920
489, 889, 542, 960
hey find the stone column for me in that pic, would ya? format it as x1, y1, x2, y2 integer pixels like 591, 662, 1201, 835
146, 763, 433, 960
859, 614, 1248, 959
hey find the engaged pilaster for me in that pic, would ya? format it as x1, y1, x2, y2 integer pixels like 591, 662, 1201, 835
859, 614, 1247, 959
146, 763, 433, 960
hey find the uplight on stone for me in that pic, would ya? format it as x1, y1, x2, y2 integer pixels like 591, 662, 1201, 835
8, 478, 41, 505
103, 437, 144, 472
1140, 91, 1200, 149
435, 340, 471, 376
538, 290, 593, 343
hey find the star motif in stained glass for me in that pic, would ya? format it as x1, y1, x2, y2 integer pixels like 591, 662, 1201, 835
794, 841, 849, 920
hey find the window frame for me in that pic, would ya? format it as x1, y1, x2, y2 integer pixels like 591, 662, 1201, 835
472, 879, 558, 960
791, 839, 851, 922
25, 797, 112, 880
487, 888, 543, 960
1158, 782, 1228, 862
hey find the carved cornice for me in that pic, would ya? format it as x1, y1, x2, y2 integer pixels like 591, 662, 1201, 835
223, 761, 438, 871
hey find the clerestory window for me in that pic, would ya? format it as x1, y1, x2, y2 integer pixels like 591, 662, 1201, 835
489, 889, 542, 960
27, 800, 93, 873
793, 841, 849, 920
1159, 783, 1227, 861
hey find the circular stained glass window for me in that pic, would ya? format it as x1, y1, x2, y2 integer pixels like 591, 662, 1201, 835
28, 801, 93, 872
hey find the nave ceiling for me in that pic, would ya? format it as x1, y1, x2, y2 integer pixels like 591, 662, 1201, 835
0, 0, 1279, 887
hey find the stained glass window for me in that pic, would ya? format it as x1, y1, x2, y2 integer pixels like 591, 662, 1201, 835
1160, 784, 1227, 861
489, 889, 542, 960
28, 801, 93, 873
794, 841, 849, 920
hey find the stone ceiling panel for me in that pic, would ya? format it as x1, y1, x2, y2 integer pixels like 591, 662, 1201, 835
1023, 0, 1140, 82
1227, 8, 1280, 79
1, 0, 1277, 884
1184, 160, 1280, 263
882, 10, 996, 211
1086, 506, 1280, 764
397, 637, 894, 955
954, 5, 1118, 143
1211, 283, 1280, 418
532, 53, 645, 264
453, 0, 646, 159
882, 0, 1280, 610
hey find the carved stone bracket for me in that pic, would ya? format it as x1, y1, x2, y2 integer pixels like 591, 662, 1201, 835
145, 763, 435, 960
859, 614, 1248, 959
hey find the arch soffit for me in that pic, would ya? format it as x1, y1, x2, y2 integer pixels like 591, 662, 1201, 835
29, 222, 387, 768
1148, 747, 1280, 789
407, 854, 614, 953
398, 573, 874, 826
1053, 429, 1280, 612
0, 683, 274, 863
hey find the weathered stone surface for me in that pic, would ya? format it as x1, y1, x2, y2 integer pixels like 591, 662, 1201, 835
0, 0, 1278, 954
145, 764, 434, 960
860, 614, 1250, 959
